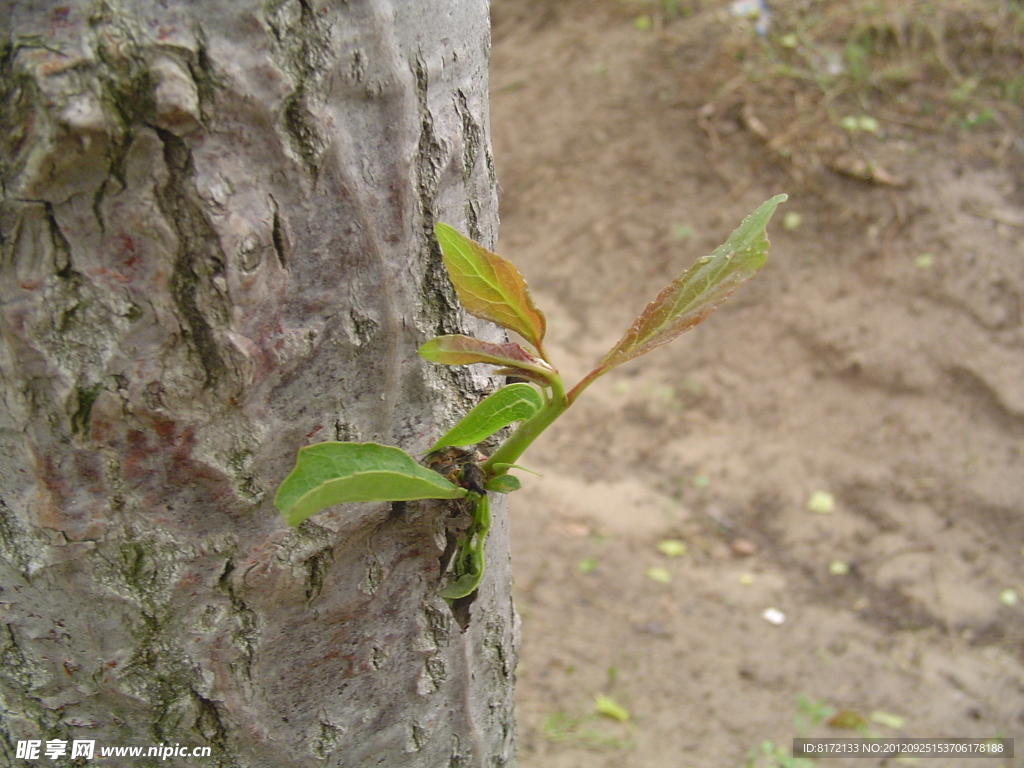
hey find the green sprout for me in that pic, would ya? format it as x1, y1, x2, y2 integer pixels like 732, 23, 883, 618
274, 194, 786, 600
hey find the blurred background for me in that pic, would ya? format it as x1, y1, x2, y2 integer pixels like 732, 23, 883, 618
487, 1, 1024, 766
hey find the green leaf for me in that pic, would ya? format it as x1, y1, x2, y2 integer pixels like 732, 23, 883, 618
597, 194, 785, 373
275, 442, 466, 526
418, 335, 555, 383
485, 474, 521, 493
432, 383, 543, 450
439, 494, 491, 599
492, 462, 541, 476
435, 223, 547, 349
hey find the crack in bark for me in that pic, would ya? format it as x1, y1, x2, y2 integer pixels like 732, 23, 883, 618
282, 91, 325, 180
270, 196, 288, 268
94, 27, 156, 130
0, 623, 60, 740
313, 719, 346, 759
154, 129, 229, 390
70, 383, 102, 436
266, 0, 332, 179
100, 448, 127, 514
464, 198, 482, 245
189, 34, 220, 123
192, 690, 239, 768
409, 58, 484, 418
333, 419, 357, 441
412, 55, 460, 336
0, 48, 43, 191
454, 90, 481, 183
453, 92, 484, 243
43, 202, 74, 277
302, 546, 333, 602
0, 499, 23, 564
217, 558, 259, 680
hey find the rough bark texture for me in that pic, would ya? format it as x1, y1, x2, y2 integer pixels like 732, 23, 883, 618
0, 1, 517, 766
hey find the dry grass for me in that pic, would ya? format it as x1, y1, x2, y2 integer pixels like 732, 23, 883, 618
635, 0, 1024, 184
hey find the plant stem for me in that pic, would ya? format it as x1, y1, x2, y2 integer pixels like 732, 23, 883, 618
481, 374, 568, 475
565, 365, 607, 405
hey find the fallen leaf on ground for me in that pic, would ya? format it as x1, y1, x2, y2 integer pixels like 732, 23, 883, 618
731, 538, 758, 556
645, 566, 672, 584
870, 710, 905, 729
828, 709, 868, 729
828, 155, 909, 187
595, 694, 630, 722
807, 491, 835, 514
657, 539, 687, 557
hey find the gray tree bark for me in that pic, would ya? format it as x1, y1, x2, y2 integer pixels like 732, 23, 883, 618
0, 1, 517, 766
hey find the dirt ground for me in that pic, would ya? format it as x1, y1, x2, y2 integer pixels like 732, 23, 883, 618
487, 1, 1024, 766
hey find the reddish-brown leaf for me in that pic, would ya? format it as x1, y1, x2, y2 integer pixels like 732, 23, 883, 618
418, 335, 554, 381
598, 194, 785, 372
435, 223, 546, 349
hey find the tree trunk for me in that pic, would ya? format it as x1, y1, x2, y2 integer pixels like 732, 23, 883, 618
0, 1, 516, 766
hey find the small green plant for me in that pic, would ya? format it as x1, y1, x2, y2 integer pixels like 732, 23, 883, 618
274, 194, 786, 599
542, 710, 635, 750
793, 695, 834, 734
745, 739, 815, 768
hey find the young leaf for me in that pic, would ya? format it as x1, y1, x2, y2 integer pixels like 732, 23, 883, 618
491, 462, 541, 476
439, 493, 491, 599
418, 335, 556, 383
435, 223, 547, 349
432, 383, 543, 450
598, 194, 786, 373
485, 474, 522, 493
275, 442, 466, 526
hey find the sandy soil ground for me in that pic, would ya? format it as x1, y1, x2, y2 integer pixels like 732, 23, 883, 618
488, 1, 1024, 766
